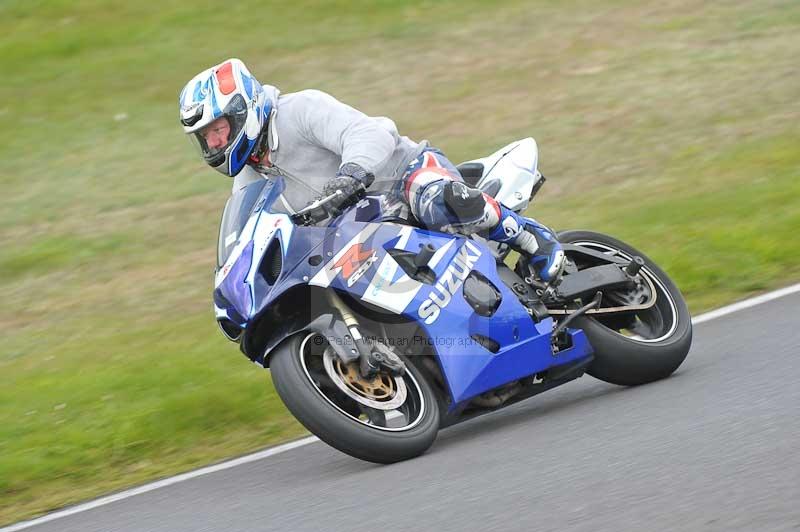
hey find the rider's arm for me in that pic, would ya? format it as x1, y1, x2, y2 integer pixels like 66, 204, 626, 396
296, 90, 395, 181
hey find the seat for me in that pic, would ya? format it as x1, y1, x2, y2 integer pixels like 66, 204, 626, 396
455, 162, 500, 197
455, 162, 484, 187
478, 179, 501, 198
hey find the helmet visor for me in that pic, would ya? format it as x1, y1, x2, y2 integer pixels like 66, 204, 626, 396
189, 95, 248, 167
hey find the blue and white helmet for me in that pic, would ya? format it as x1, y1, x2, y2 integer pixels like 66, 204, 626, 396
179, 59, 271, 177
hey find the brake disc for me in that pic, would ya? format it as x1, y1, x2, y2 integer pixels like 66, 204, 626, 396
322, 347, 407, 411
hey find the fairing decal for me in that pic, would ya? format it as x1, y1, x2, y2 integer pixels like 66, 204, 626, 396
361, 226, 424, 313
217, 240, 255, 320
214, 304, 230, 320
215, 210, 261, 289
417, 240, 481, 324
309, 224, 381, 288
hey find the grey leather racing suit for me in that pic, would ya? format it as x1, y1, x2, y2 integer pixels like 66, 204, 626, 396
233, 85, 425, 213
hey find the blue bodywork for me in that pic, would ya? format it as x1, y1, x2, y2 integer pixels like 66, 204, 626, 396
214, 176, 593, 408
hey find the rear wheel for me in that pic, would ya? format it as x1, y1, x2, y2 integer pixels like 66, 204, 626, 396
270, 333, 440, 463
555, 230, 692, 385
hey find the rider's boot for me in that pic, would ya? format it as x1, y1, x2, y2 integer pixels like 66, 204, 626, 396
482, 204, 565, 283
442, 181, 565, 283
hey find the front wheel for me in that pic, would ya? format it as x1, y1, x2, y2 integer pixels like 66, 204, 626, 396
269, 333, 440, 463
556, 230, 692, 386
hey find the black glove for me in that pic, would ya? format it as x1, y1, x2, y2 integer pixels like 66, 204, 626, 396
322, 163, 375, 213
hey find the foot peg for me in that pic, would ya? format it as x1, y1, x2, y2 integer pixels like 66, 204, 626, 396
625, 256, 645, 276
388, 243, 438, 284
414, 243, 436, 268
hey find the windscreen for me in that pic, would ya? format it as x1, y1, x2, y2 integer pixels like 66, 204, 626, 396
216, 179, 269, 267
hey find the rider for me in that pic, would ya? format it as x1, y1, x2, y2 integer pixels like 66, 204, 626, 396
179, 59, 565, 282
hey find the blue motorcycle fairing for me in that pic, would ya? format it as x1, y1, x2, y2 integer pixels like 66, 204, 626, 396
307, 221, 593, 405
215, 176, 593, 407
215, 177, 298, 323
356, 227, 592, 404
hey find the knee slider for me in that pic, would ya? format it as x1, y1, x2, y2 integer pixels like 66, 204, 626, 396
443, 181, 486, 222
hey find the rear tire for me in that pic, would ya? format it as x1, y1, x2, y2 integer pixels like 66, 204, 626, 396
557, 231, 692, 386
270, 333, 440, 463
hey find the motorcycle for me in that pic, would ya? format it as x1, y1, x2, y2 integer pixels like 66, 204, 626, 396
213, 138, 693, 463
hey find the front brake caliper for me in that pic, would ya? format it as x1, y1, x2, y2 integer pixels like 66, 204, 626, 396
361, 338, 405, 378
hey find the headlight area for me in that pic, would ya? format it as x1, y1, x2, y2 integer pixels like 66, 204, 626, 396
215, 237, 284, 344
217, 318, 243, 342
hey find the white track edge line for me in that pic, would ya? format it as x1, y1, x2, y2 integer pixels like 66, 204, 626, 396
4, 282, 800, 531
691, 282, 800, 324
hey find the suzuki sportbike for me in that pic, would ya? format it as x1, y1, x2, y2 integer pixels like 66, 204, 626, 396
213, 138, 692, 463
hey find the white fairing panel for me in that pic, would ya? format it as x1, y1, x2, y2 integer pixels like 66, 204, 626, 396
460, 137, 543, 212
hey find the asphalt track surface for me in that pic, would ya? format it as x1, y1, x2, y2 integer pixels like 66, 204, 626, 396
10, 291, 800, 532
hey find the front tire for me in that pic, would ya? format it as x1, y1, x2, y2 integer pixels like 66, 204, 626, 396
557, 230, 692, 386
270, 333, 440, 463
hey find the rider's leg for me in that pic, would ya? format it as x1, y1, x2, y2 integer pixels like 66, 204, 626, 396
401, 149, 565, 282
478, 201, 566, 283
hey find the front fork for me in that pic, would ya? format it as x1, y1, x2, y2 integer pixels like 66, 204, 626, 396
326, 291, 405, 378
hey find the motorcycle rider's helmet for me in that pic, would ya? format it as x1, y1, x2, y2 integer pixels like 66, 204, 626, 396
179, 59, 271, 177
